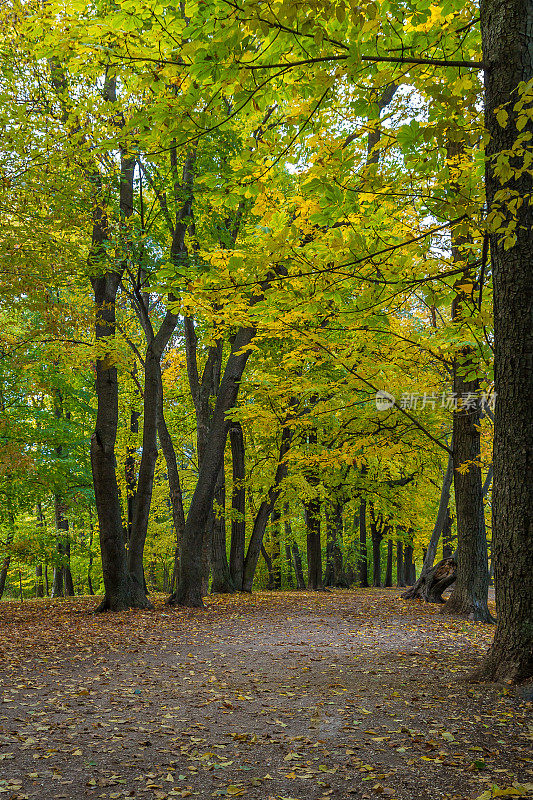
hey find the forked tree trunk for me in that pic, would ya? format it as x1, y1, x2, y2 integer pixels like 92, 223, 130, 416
474, 0, 533, 682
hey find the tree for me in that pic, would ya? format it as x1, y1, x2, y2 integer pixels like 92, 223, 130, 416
474, 0, 533, 682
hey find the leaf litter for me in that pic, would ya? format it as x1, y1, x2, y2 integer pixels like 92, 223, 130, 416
0, 589, 531, 800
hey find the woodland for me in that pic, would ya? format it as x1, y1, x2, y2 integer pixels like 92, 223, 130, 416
0, 0, 532, 796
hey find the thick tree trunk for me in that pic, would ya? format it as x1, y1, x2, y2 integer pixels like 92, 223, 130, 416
396, 541, 405, 587
474, 0, 533, 681
241, 421, 294, 593
229, 422, 246, 590
440, 138, 491, 623
170, 325, 257, 606
384, 539, 393, 587
442, 364, 492, 622
210, 468, 234, 593
358, 499, 369, 587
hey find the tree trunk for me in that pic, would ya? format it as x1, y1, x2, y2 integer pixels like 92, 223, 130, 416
0, 512, 15, 600
442, 363, 492, 621
261, 544, 274, 587
210, 468, 234, 593
128, 312, 178, 589
439, 138, 491, 623
90, 152, 148, 611
241, 420, 294, 593
35, 564, 44, 598
285, 506, 305, 589
291, 541, 306, 590
157, 365, 186, 580
270, 507, 282, 589
384, 539, 393, 587
229, 422, 246, 590
285, 543, 294, 588
169, 325, 257, 606
358, 499, 369, 587
402, 558, 457, 603
442, 508, 454, 559
125, 404, 140, 542
324, 501, 344, 586
305, 497, 322, 590
404, 544, 416, 585
474, 0, 533, 681
370, 512, 383, 588
396, 541, 405, 587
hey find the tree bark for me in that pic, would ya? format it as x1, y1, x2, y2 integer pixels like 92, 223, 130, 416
474, 0, 533, 681
229, 422, 246, 590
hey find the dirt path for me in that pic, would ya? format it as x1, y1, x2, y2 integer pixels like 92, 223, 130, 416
0, 590, 531, 800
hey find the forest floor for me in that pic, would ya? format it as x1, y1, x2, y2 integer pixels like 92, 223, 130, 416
0, 589, 531, 800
